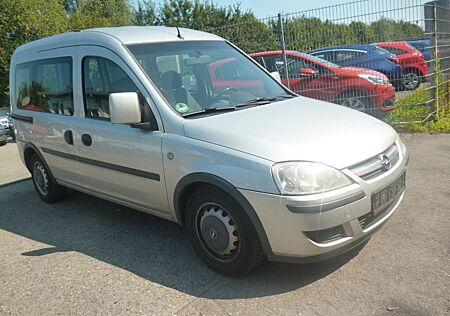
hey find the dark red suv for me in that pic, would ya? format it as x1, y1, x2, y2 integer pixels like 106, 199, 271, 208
376, 41, 428, 90
250, 51, 396, 113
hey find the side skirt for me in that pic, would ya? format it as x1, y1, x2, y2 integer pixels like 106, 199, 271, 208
58, 180, 176, 223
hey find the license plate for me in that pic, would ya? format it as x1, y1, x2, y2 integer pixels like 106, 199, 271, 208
371, 172, 406, 213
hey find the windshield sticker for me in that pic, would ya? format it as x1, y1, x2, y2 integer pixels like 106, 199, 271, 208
175, 103, 189, 113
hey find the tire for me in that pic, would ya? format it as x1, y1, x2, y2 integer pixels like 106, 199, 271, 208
0, 140, 6, 146
30, 154, 66, 203
10, 129, 15, 140
337, 90, 372, 114
402, 69, 421, 90
185, 186, 265, 276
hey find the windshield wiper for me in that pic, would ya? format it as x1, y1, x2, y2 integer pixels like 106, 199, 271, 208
182, 106, 237, 117
182, 95, 297, 118
235, 97, 277, 107
235, 95, 296, 107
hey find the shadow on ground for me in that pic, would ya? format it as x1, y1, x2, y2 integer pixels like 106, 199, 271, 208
0, 179, 365, 299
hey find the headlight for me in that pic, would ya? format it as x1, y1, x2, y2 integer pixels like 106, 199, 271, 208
272, 162, 353, 195
358, 74, 389, 85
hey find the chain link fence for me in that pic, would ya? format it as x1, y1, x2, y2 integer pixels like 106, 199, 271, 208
207, 0, 450, 124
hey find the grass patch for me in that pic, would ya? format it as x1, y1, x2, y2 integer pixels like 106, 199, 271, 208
386, 87, 450, 133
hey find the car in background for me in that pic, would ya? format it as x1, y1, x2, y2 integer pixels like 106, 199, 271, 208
407, 39, 433, 64
250, 50, 395, 114
308, 44, 403, 89
7, 112, 15, 140
0, 125, 7, 146
376, 41, 428, 90
0, 107, 11, 137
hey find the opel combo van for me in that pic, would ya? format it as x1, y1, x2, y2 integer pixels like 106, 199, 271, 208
10, 27, 408, 276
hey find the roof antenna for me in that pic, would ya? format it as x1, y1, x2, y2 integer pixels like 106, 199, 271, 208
176, 25, 184, 40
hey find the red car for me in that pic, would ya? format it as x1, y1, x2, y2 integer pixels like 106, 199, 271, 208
250, 51, 396, 113
376, 41, 428, 90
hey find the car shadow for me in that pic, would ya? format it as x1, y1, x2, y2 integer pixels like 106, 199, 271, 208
0, 179, 366, 299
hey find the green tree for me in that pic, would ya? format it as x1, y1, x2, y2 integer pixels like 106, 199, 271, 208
0, 0, 68, 105
369, 18, 423, 42
134, 0, 158, 26
67, 0, 133, 30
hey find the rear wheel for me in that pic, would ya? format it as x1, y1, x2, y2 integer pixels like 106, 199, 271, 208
31, 154, 66, 203
403, 69, 421, 90
185, 187, 265, 276
338, 91, 372, 113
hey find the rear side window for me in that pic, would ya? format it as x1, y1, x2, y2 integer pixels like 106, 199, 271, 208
382, 46, 407, 56
333, 50, 366, 62
15, 57, 73, 115
83, 57, 138, 120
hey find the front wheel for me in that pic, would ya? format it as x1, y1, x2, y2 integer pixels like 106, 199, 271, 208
337, 90, 372, 113
403, 70, 421, 90
185, 187, 265, 276
31, 154, 66, 203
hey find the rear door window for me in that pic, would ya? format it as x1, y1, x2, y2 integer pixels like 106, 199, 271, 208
15, 57, 73, 115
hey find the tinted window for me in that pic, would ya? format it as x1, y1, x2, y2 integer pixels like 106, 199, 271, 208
83, 57, 138, 120
331, 50, 366, 62
16, 57, 73, 115
382, 47, 407, 55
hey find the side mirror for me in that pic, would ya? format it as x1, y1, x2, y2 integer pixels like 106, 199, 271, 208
109, 92, 141, 124
270, 71, 281, 82
298, 68, 316, 76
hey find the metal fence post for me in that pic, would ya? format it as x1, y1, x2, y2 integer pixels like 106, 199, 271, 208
434, 3, 441, 118
277, 13, 289, 89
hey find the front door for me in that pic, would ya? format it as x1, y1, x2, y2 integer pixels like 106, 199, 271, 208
73, 47, 169, 214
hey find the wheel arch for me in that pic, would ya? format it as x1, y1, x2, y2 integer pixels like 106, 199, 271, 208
404, 66, 425, 77
173, 172, 273, 256
23, 142, 57, 183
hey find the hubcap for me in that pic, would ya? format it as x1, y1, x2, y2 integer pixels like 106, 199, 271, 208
197, 203, 239, 261
341, 97, 366, 111
34, 162, 49, 196
403, 72, 419, 90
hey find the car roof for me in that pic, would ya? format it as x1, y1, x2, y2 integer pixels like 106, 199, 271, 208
309, 44, 378, 53
13, 26, 223, 56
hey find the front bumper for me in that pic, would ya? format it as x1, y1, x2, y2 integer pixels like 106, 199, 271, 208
370, 84, 396, 110
239, 140, 407, 263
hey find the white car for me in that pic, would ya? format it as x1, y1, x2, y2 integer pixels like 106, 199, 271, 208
10, 27, 408, 275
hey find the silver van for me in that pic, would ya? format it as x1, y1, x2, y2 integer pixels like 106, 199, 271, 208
10, 26, 407, 276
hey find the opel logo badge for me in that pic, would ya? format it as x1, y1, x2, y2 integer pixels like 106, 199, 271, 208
210, 229, 218, 240
379, 154, 392, 171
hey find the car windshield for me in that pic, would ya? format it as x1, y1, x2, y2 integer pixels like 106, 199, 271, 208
294, 51, 341, 68
127, 41, 291, 117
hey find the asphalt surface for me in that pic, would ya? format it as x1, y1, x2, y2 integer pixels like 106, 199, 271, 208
0, 135, 449, 315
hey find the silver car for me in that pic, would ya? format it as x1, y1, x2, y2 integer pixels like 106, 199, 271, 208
10, 27, 407, 275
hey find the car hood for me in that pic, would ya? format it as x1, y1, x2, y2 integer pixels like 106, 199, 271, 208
183, 97, 397, 169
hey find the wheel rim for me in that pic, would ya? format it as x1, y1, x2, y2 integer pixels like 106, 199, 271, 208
341, 96, 366, 111
195, 202, 240, 262
33, 162, 49, 196
403, 72, 419, 90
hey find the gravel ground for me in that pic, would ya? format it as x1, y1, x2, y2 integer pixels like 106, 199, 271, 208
0, 135, 449, 315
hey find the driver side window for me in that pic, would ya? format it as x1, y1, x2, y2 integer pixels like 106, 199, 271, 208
83, 57, 139, 120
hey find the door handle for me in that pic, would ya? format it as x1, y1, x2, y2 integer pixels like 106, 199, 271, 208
64, 130, 73, 145
81, 134, 92, 146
